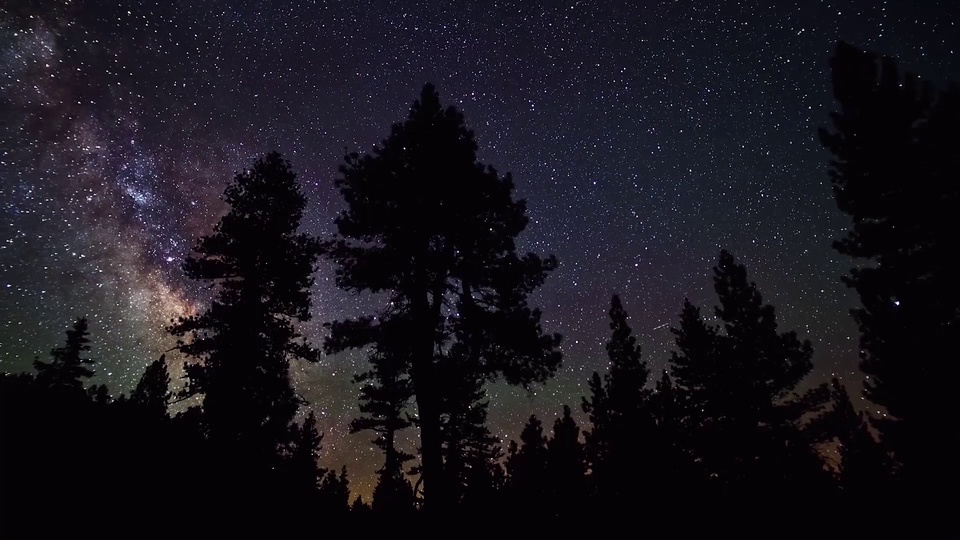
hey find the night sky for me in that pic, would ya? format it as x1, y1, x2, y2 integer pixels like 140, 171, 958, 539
2, 0, 958, 497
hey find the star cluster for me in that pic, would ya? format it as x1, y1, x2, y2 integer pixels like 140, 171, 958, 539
2, 0, 957, 498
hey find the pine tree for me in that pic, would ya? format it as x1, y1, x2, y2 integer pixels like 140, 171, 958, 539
807, 379, 891, 502
319, 466, 351, 515
34, 317, 93, 391
819, 41, 960, 490
349, 343, 415, 515
371, 465, 416, 515
506, 414, 549, 511
86, 383, 111, 403
838, 414, 890, 502
650, 371, 680, 438
322, 84, 562, 509
437, 359, 504, 510
167, 152, 321, 468
581, 295, 651, 502
130, 355, 171, 418
669, 250, 827, 498
287, 411, 325, 506
351, 495, 371, 515
648, 370, 696, 497
546, 405, 586, 514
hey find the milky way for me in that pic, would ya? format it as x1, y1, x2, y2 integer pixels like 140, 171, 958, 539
2, 0, 957, 497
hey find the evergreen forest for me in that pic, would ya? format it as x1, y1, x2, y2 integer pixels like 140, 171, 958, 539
2, 41, 956, 530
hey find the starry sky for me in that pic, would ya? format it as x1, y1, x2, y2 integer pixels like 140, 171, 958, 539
2, 0, 958, 497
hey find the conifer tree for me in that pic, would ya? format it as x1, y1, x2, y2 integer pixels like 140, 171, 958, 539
288, 411, 325, 506
808, 379, 891, 501
351, 495, 371, 515
819, 41, 960, 490
319, 466, 351, 514
581, 295, 651, 501
650, 371, 680, 436
371, 465, 416, 515
669, 250, 827, 496
130, 355, 171, 419
167, 152, 321, 468
668, 300, 718, 438
34, 317, 93, 391
506, 414, 549, 508
349, 344, 415, 514
86, 383, 111, 403
437, 359, 504, 509
546, 405, 586, 513
647, 370, 696, 495
322, 84, 562, 508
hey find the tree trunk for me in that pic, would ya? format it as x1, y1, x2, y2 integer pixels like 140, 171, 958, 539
409, 271, 451, 512
412, 358, 447, 511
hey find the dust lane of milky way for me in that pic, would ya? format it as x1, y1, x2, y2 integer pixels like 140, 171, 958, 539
1, 1, 957, 498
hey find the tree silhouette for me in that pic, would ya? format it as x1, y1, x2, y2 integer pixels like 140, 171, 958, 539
437, 360, 504, 510
349, 343, 415, 514
87, 383, 111, 403
650, 370, 678, 429
130, 355, 171, 419
371, 464, 416, 515
322, 83, 561, 509
819, 40, 960, 491
34, 317, 93, 391
351, 495, 372, 515
647, 370, 697, 499
806, 378, 891, 504
287, 411, 325, 508
319, 466, 351, 515
669, 250, 828, 498
506, 414, 549, 511
837, 419, 890, 504
167, 152, 321, 472
546, 405, 586, 514
581, 295, 652, 502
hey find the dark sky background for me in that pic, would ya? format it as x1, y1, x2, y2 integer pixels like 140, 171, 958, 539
2, 0, 957, 498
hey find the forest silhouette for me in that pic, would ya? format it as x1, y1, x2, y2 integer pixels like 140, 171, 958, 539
2, 41, 956, 528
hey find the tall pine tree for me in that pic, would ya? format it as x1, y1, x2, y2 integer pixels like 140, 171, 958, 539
34, 317, 93, 392
319, 466, 351, 516
436, 358, 504, 510
286, 411, 325, 509
581, 295, 652, 502
546, 405, 586, 514
806, 378, 891, 503
669, 250, 828, 498
506, 414, 549, 511
371, 465, 416, 515
819, 41, 960, 491
168, 152, 321, 473
349, 341, 416, 515
322, 84, 561, 509
130, 355, 171, 419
